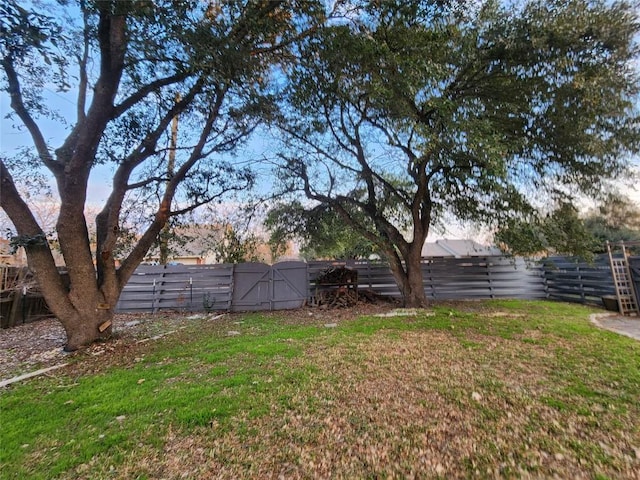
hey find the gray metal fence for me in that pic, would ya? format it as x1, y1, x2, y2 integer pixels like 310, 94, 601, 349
6, 255, 635, 324
540, 255, 616, 305
114, 255, 640, 314
309, 257, 544, 301
116, 256, 547, 313
425, 257, 545, 300
116, 264, 234, 313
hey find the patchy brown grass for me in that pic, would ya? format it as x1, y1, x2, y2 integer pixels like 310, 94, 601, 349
3, 301, 640, 479
115, 317, 639, 479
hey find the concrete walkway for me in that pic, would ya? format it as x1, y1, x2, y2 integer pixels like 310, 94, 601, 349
590, 313, 640, 341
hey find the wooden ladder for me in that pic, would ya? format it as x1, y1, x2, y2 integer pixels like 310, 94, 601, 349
607, 242, 639, 315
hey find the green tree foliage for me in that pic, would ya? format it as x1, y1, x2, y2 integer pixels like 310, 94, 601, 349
265, 201, 377, 260
496, 196, 640, 259
495, 203, 599, 261
583, 194, 640, 250
275, 0, 640, 306
0, 0, 326, 349
212, 225, 261, 264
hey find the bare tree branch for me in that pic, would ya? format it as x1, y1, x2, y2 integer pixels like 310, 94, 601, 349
1, 56, 59, 173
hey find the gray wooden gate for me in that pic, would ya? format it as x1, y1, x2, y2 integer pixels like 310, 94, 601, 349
231, 261, 308, 312
271, 261, 309, 310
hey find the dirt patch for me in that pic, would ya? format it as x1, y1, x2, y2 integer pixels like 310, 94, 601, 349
0, 313, 217, 381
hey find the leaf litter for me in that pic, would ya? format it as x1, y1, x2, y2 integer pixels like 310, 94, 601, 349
155, 324, 639, 479
2, 302, 640, 479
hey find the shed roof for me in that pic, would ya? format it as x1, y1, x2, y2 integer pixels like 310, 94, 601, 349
421, 239, 503, 258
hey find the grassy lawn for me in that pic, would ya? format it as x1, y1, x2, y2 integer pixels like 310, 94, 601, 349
1, 300, 639, 479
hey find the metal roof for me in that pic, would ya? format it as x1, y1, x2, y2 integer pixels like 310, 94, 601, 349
421, 239, 503, 258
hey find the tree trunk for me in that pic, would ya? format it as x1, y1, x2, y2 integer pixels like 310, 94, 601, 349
388, 243, 428, 308
61, 308, 114, 352
401, 260, 428, 307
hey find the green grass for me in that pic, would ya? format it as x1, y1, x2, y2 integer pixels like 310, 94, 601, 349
1, 315, 324, 479
1, 300, 639, 479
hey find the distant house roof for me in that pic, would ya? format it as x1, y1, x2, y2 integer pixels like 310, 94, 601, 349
143, 225, 223, 261
421, 239, 503, 258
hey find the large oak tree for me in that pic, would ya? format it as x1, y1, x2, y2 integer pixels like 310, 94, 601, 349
0, 0, 325, 350
275, 0, 640, 306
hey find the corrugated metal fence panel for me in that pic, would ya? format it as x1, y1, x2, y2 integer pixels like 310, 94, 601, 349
540, 256, 614, 305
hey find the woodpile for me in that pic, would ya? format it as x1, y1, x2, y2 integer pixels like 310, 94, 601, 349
313, 286, 398, 308
315, 286, 358, 308
313, 266, 359, 308
315, 266, 358, 285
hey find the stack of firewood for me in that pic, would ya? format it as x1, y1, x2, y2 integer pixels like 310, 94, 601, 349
313, 266, 358, 308
315, 266, 357, 285
315, 286, 358, 308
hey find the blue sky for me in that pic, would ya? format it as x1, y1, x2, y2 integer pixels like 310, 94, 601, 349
1, 85, 115, 203
0, 87, 277, 208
